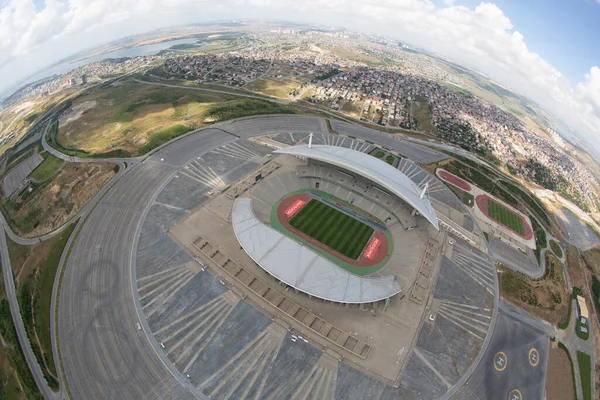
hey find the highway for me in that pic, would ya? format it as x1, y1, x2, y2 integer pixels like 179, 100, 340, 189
0, 225, 60, 400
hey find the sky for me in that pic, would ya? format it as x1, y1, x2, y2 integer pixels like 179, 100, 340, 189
0, 0, 599, 155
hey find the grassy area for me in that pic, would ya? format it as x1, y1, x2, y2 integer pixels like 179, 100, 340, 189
46, 121, 132, 159
341, 101, 363, 118
203, 99, 296, 123
500, 179, 551, 226
0, 267, 42, 400
8, 223, 76, 391
0, 345, 26, 400
54, 81, 298, 156
134, 124, 191, 156
29, 154, 64, 182
550, 240, 563, 258
532, 216, 547, 263
412, 95, 437, 134
371, 150, 385, 159
329, 48, 383, 66
0, 161, 114, 237
558, 287, 582, 330
244, 78, 300, 100
289, 199, 374, 260
437, 81, 472, 96
592, 275, 600, 322
577, 351, 592, 400
487, 199, 525, 235
582, 246, 600, 275
385, 154, 395, 165
4, 143, 37, 172
447, 184, 475, 206
499, 253, 569, 325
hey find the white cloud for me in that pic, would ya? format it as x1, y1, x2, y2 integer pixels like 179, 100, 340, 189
0, 0, 599, 150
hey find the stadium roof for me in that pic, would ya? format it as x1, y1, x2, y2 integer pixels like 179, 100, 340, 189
275, 145, 439, 229
232, 198, 403, 304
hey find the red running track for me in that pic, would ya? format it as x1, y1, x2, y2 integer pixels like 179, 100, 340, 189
276, 194, 389, 267
438, 169, 472, 191
475, 194, 534, 240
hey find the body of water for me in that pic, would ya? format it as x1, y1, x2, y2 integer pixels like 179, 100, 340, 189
25, 38, 199, 84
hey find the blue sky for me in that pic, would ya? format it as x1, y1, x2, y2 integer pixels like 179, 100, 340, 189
457, 0, 600, 85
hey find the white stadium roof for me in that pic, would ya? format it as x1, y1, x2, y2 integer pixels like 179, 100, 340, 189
232, 198, 402, 304
275, 145, 439, 229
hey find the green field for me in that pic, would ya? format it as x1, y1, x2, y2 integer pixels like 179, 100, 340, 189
550, 239, 563, 258
577, 351, 592, 400
29, 154, 64, 182
289, 200, 374, 260
487, 199, 524, 235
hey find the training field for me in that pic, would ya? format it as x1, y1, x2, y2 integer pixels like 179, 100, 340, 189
487, 199, 524, 235
289, 200, 374, 260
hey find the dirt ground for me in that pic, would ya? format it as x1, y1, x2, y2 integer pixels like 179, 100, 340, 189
545, 343, 575, 400
565, 245, 586, 289
498, 254, 569, 325
9, 162, 115, 238
8, 236, 52, 284
57, 81, 238, 154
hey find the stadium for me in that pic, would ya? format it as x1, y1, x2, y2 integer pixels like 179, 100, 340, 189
233, 136, 440, 306
62, 117, 552, 400
160, 125, 503, 396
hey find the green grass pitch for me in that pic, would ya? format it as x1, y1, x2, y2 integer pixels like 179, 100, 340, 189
487, 199, 524, 235
289, 200, 374, 259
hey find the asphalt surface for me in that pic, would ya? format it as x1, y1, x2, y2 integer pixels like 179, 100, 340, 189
488, 237, 543, 278
58, 129, 233, 399
0, 115, 557, 399
555, 207, 600, 250
0, 225, 61, 399
3, 152, 43, 196
456, 309, 550, 400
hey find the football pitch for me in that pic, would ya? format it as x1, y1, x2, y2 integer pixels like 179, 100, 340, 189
289, 199, 374, 259
487, 199, 525, 235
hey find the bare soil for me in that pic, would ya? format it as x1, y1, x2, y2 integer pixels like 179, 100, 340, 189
565, 245, 586, 289
545, 343, 575, 400
498, 254, 569, 325
11, 162, 114, 238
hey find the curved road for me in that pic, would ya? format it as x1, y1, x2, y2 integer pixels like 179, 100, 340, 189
4, 115, 503, 399
57, 129, 234, 399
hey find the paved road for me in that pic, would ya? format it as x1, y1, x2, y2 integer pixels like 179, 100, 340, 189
0, 225, 60, 400
3, 153, 43, 196
558, 297, 596, 400
0, 158, 128, 246
58, 129, 232, 399
40, 122, 144, 166
0, 114, 537, 399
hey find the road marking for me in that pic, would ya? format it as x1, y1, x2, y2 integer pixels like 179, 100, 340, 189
508, 389, 522, 400
414, 348, 452, 388
528, 348, 539, 367
494, 351, 507, 372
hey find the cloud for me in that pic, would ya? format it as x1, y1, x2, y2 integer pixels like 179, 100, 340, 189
1, 0, 599, 149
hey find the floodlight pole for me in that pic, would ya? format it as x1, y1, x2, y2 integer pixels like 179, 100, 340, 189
308, 133, 313, 148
